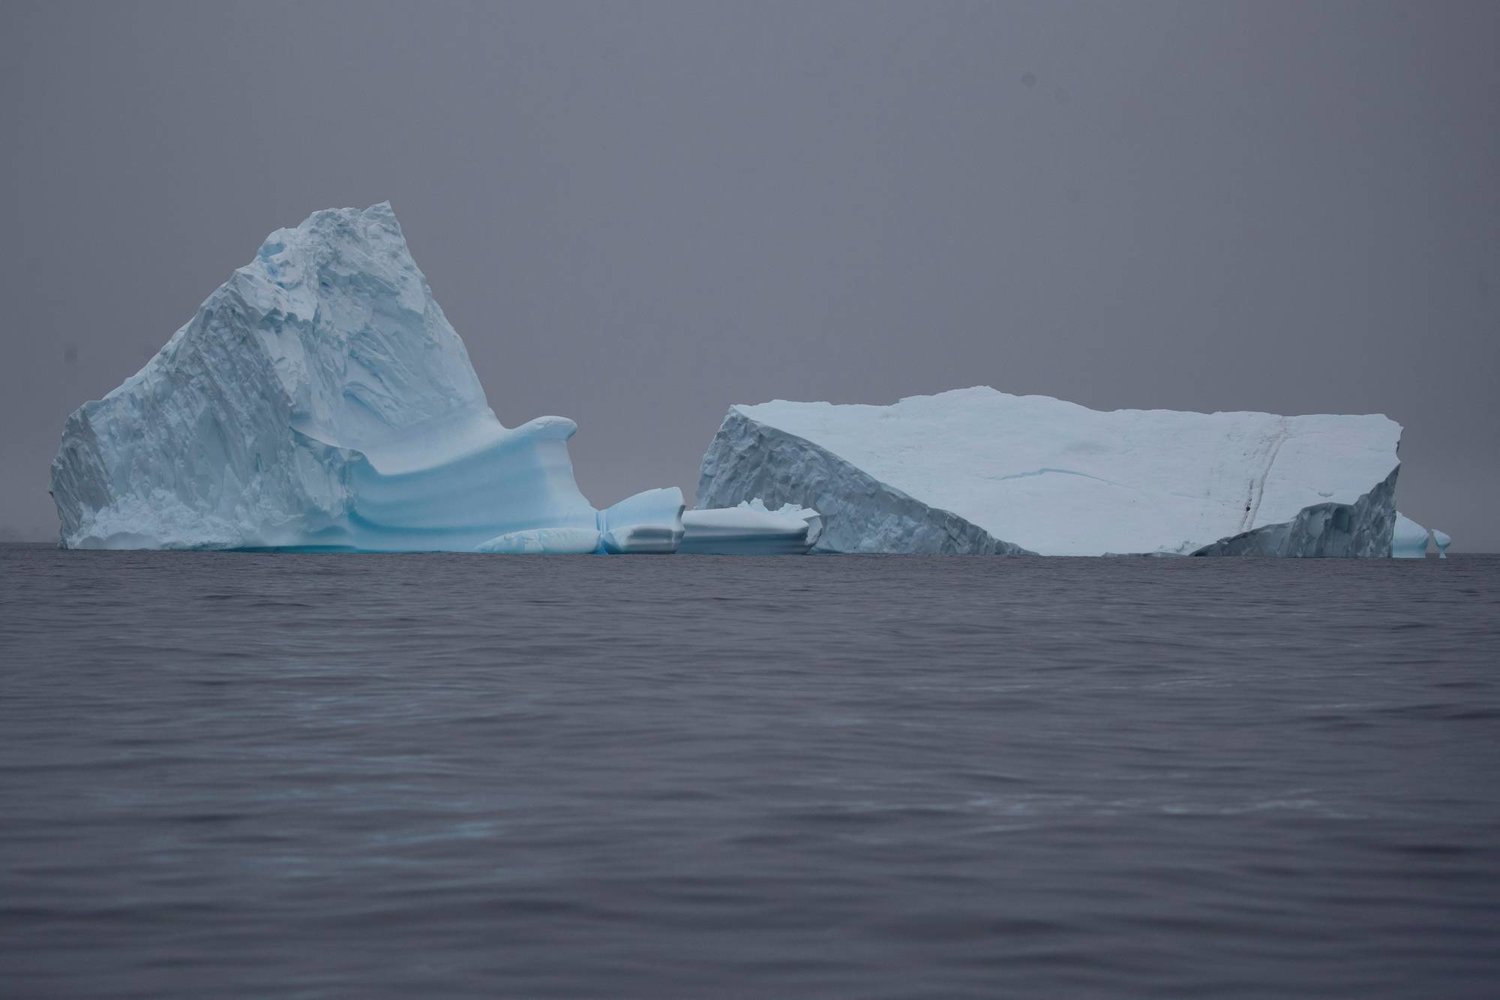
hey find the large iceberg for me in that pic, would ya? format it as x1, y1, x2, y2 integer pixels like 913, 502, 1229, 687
696, 387, 1403, 556
50, 203, 682, 552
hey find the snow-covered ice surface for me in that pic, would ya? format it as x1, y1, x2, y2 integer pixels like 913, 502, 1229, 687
680, 499, 822, 555
50, 203, 677, 552
1392, 513, 1432, 559
697, 387, 1402, 557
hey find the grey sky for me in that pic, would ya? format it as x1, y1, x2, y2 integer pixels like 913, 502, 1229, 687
3, 1, 1496, 547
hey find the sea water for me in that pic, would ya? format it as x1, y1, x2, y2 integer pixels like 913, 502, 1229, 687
2, 547, 1497, 998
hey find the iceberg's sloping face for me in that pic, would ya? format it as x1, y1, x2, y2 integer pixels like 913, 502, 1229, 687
50, 203, 607, 551
696, 387, 1402, 557
696, 409, 1031, 555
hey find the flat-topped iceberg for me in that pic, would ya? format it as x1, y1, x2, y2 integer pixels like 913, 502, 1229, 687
696, 387, 1403, 557
50, 203, 681, 552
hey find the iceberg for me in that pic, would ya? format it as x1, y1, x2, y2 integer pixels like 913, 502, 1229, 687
680, 499, 823, 555
696, 387, 1403, 557
598, 487, 687, 554
50, 203, 681, 553
1391, 513, 1432, 559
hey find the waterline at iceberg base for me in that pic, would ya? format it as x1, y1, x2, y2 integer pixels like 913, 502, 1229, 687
696, 388, 1412, 557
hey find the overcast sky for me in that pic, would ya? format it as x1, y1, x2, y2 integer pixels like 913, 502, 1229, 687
2, 0, 1496, 547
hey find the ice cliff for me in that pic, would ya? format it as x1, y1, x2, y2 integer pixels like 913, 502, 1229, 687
50, 203, 682, 552
696, 387, 1403, 557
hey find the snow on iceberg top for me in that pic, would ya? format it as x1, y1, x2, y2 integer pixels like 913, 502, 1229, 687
733, 387, 1401, 556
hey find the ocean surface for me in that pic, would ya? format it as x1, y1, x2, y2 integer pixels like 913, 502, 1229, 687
2, 545, 1497, 999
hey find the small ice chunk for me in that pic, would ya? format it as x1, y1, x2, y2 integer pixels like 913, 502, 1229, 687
1391, 513, 1432, 559
1432, 528, 1452, 558
680, 498, 822, 555
598, 487, 685, 554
